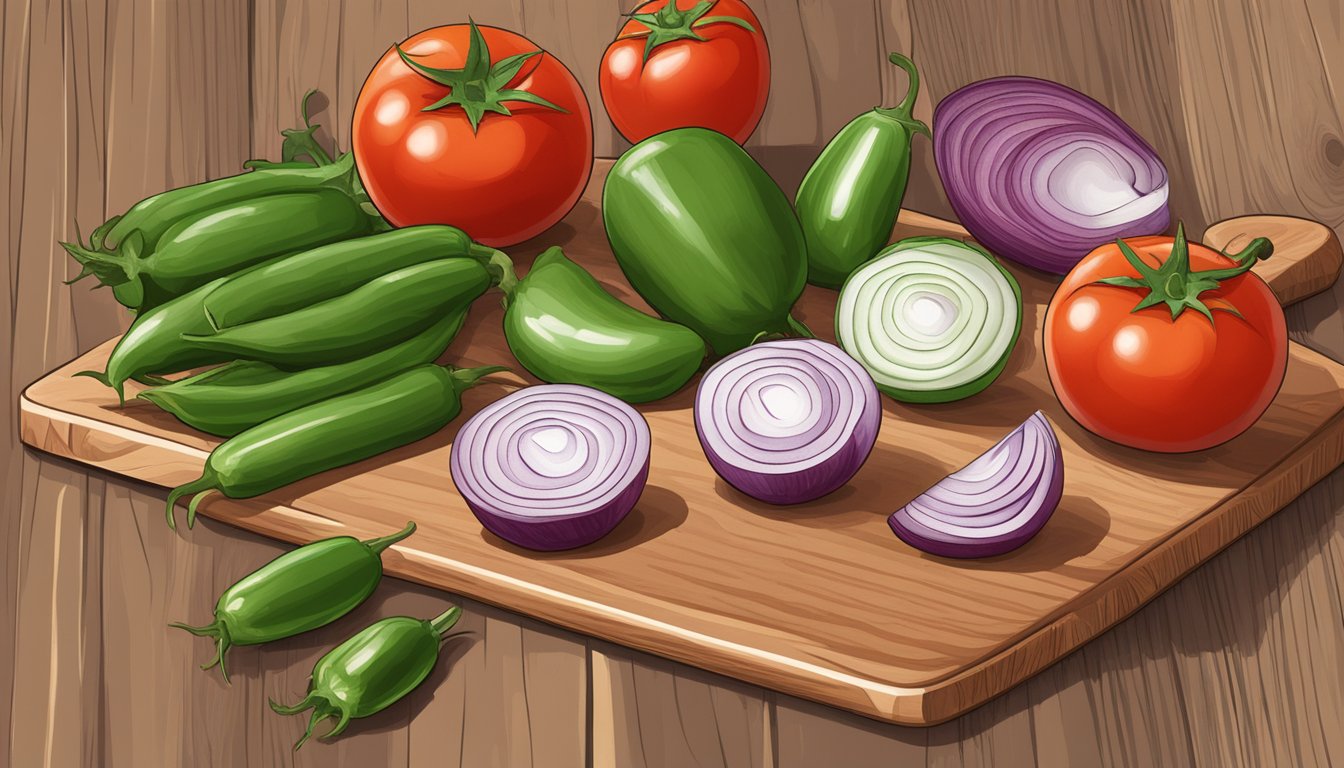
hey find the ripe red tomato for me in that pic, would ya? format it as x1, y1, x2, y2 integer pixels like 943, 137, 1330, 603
353, 23, 593, 247
1044, 230, 1287, 453
599, 0, 769, 144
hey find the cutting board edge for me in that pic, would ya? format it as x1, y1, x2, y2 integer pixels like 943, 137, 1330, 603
20, 359, 1344, 726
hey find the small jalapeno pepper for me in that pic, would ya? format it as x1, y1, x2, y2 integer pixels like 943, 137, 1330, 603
796, 52, 931, 289
181, 258, 492, 368
270, 606, 463, 750
64, 188, 378, 312
203, 225, 515, 330
166, 363, 506, 529
140, 308, 468, 436
170, 521, 418, 683
502, 247, 706, 402
76, 274, 239, 404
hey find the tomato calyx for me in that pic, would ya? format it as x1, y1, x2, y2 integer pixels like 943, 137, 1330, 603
623, 1, 756, 63
873, 53, 931, 138
1093, 222, 1274, 323
395, 20, 567, 133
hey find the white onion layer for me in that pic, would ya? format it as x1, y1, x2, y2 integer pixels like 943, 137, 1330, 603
836, 239, 1020, 401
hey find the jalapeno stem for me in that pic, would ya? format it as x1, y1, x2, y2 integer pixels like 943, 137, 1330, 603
450, 365, 510, 391
431, 606, 464, 638
361, 521, 417, 554
874, 52, 931, 137
169, 619, 234, 683
165, 472, 218, 529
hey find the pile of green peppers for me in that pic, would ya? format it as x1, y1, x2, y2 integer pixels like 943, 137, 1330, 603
500, 54, 930, 399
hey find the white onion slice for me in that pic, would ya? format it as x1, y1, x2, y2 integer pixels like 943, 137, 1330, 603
836, 237, 1021, 403
889, 411, 1063, 558
450, 384, 650, 550
695, 339, 880, 505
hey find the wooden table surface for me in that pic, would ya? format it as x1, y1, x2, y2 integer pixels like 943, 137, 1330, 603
5, 0, 1343, 764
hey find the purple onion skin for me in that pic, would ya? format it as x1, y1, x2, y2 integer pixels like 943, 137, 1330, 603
466, 459, 650, 552
890, 448, 1062, 559
934, 76, 1169, 274
888, 413, 1064, 559
702, 411, 879, 505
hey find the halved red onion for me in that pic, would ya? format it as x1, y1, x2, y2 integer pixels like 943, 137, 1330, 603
695, 339, 880, 505
889, 411, 1063, 558
935, 76, 1169, 274
450, 384, 650, 551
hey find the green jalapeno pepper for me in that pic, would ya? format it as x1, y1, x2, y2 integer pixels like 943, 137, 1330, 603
501, 247, 706, 402
170, 522, 418, 683
271, 606, 462, 750
795, 53, 930, 289
76, 274, 239, 403
166, 364, 505, 529
140, 309, 468, 436
204, 225, 514, 330
65, 188, 378, 312
603, 127, 811, 355
182, 258, 491, 368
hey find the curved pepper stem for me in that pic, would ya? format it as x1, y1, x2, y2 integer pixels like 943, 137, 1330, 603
362, 521, 418, 554
875, 53, 931, 138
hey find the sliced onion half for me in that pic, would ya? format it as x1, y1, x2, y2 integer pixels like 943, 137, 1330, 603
889, 411, 1063, 559
695, 339, 881, 505
935, 76, 1170, 274
836, 237, 1021, 403
450, 384, 651, 551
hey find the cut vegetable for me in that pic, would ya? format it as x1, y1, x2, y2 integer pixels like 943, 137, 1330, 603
835, 237, 1022, 403
889, 411, 1063, 558
695, 339, 880, 505
450, 384, 651, 551
934, 76, 1169, 274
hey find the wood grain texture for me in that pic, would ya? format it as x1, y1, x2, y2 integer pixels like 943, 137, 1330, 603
18, 163, 1344, 725
5, 0, 1344, 761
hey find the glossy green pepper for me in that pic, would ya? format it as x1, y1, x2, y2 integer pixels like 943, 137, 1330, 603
204, 225, 513, 330
182, 259, 491, 368
65, 188, 378, 312
502, 247, 706, 403
796, 53, 931, 289
76, 274, 240, 403
270, 606, 462, 750
140, 309, 468, 436
166, 364, 504, 529
603, 127, 810, 355
171, 522, 417, 683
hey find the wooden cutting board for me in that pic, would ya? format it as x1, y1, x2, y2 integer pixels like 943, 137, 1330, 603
20, 162, 1344, 725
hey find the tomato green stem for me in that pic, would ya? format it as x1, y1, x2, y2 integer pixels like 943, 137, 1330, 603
1093, 221, 1274, 323
394, 20, 565, 133
623, 0, 755, 62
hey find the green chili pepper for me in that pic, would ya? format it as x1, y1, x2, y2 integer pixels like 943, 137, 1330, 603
181, 258, 491, 368
270, 606, 463, 750
76, 274, 237, 404
64, 188, 377, 312
140, 309, 468, 436
166, 364, 505, 529
603, 127, 811, 355
204, 225, 515, 330
796, 53, 931, 289
502, 246, 706, 402
62, 155, 363, 306
170, 521, 417, 683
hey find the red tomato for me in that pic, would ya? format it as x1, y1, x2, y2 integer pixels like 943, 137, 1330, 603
353, 24, 593, 247
599, 0, 769, 144
1044, 231, 1287, 453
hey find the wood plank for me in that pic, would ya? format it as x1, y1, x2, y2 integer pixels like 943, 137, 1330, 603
18, 163, 1344, 724
773, 696, 924, 768
591, 643, 771, 768
7, 454, 103, 767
